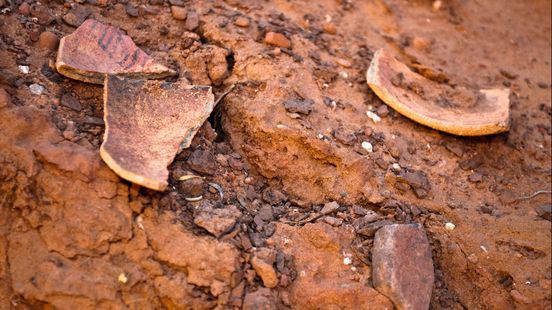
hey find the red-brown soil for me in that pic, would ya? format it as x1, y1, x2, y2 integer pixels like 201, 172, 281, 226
0, 0, 550, 309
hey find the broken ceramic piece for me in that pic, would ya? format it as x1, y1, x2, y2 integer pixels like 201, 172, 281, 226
56, 19, 175, 84
366, 49, 510, 136
100, 75, 214, 191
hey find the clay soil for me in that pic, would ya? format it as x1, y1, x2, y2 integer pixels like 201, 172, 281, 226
0, 0, 551, 309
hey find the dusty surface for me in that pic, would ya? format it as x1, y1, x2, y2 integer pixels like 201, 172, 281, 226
0, 0, 551, 309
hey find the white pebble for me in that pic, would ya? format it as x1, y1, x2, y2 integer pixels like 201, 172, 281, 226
445, 222, 456, 231
361, 141, 373, 153
343, 257, 352, 265
391, 163, 401, 172
366, 111, 381, 123
18, 65, 29, 74
29, 83, 44, 95
117, 273, 128, 283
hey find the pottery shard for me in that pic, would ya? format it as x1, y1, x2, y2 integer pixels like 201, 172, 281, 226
100, 75, 215, 191
56, 19, 175, 84
366, 48, 510, 136
372, 224, 434, 310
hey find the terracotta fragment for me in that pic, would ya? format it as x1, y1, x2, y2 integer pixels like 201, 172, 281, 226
56, 19, 175, 84
100, 75, 215, 191
366, 49, 510, 136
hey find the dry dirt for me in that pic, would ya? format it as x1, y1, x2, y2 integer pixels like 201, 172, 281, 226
0, 0, 551, 309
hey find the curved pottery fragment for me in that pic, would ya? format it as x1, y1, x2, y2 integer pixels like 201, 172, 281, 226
100, 75, 214, 191
56, 19, 175, 84
366, 49, 510, 136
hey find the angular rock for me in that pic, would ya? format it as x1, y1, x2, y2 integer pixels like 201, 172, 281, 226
193, 203, 242, 238
60, 93, 82, 111
372, 224, 434, 310
396, 169, 431, 198
283, 98, 314, 115
367, 48, 510, 136
56, 19, 175, 84
536, 204, 551, 221
62, 4, 91, 27
251, 248, 278, 288
321, 201, 339, 215
100, 76, 214, 191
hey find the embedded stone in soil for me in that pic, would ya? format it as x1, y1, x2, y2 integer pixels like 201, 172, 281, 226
100, 75, 214, 191
56, 19, 176, 84
372, 224, 434, 310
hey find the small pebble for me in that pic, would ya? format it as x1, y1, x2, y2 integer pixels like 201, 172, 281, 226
18, 65, 29, 74
322, 22, 337, 34
29, 84, 44, 95
343, 256, 352, 265
38, 31, 59, 50
445, 222, 456, 231
412, 37, 431, 51
171, 6, 187, 20
391, 163, 401, 172
467, 253, 478, 263
336, 58, 352, 68
264, 32, 291, 48
234, 16, 250, 27
361, 141, 373, 153
324, 216, 343, 226
118, 273, 128, 283
366, 110, 381, 123
18, 2, 30, 15
432, 0, 442, 11
510, 290, 531, 304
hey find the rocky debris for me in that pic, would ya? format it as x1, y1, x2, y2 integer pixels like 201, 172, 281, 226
251, 248, 278, 288
366, 48, 510, 136
243, 288, 278, 309
271, 223, 393, 308
62, 4, 91, 27
178, 176, 204, 196
535, 204, 551, 221
56, 19, 175, 84
355, 219, 393, 237
320, 201, 339, 215
372, 224, 434, 310
193, 203, 242, 237
185, 10, 200, 30
38, 31, 59, 50
235, 16, 250, 27
171, 5, 187, 20
125, 3, 139, 17
283, 98, 314, 115
18, 2, 30, 15
60, 93, 82, 111
264, 32, 291, 48
29, 83, 45, 95
395, 169, 431, 198
187, 148, 217, 175
30, 4, 54, 25
100, 76, 214, 191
